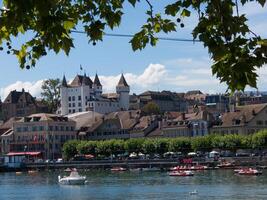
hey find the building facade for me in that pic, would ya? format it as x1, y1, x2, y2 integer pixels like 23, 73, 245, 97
210, 104, 267, 135
1, 113, 76, 159
59, 73, 130, 115
1, 89, 48, 121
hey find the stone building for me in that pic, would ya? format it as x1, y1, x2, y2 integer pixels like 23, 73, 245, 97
1, 89, 48, 121
59, 73, 130, 115
130, 90, 187, 113
210, 104, 267, 135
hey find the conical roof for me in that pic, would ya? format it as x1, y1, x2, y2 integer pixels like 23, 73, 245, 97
62, 75, 68, 87
94, 74, 102, 86
117, 74, 129, 87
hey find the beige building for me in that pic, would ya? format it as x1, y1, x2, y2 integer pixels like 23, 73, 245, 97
1, 113, 76, 159
210, 104, 267, 135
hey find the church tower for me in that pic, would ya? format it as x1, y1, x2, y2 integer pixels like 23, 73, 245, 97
116, 74, 130, 111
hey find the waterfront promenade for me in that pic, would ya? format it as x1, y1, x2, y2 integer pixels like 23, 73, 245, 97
23, 156, 267, 171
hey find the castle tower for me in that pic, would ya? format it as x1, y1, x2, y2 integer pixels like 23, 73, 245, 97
93, 73, 102, 97
116, 74, 130, 111
60, 75, 69, 115
81, 73, 92, 111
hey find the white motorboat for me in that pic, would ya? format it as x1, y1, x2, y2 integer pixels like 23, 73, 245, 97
58, 169, 87, 185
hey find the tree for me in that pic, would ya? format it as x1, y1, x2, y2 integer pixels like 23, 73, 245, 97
41, 78, 60, 113
62, 140, 79, 160
142, 102, 160, 115
0, 0, 266, 92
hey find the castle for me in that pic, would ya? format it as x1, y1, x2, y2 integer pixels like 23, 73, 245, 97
59, 73, 130, 115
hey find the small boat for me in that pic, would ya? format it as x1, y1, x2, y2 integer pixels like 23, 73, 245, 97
169, 170, 194, 176
28, 170, 38, 174
111, 167, 127, 172
238, 168, 262, 176
170, 165, 208, 171
217, 162, 235, 169
234, 169, 242, 173
189, 190, 198, 195
58, 169, 86, 185
16, 171, 22, 175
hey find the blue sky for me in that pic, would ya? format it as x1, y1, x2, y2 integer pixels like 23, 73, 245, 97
0, 1, 267, 99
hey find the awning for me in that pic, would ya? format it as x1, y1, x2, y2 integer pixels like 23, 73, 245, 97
6, 152, 41, 156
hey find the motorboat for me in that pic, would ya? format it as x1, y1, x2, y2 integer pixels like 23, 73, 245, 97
169, 170, 194, 176
58, 169, 87, 185
238, 168, 262, 175
110, 167, 127, 172
189, 190, 198, 195
217, 162, 235, 169
170, 165, 208, 171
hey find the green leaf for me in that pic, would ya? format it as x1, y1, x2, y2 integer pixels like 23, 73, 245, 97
63, 21, 75, 30
181, 9, 191, 17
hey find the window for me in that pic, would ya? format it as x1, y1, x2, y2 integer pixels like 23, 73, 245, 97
49, 126, 53, 131
68, 96, 71, 101
55, 135, 58, 140
32, 126, 37, 131
256, 120, 263, 125
55, 126, 58, 131
72, 96, 75, 101
39, 126, 44, 131
79, 108, 82, 112
16, 127, 21, 132
69, 110, 72, 113
70, 126, 74, 131
78, 96, 81, 100
69, 103, 71, 107
72, 109, 75, 113
23, 127, 28, 132
60, 126, 64, 131
72, 103, 75, 107
66, 127, 69, 131
78, 102, 82, 107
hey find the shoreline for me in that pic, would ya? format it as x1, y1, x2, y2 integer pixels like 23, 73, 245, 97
2, 156, 267, 172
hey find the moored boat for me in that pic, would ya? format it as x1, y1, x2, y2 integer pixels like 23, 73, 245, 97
170, 165, 208, 171
169, 170, 194, 176
238, 168, 262, 176
58, 169, 87, 185
111, 167, 127, 172
217, 162, 235, 169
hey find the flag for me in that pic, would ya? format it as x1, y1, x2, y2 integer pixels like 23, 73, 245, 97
80, 64, 83, 71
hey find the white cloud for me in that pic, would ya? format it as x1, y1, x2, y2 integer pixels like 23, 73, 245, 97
99, 63, 167, 92
0, 80, 44, 100
5, 58, 267, 98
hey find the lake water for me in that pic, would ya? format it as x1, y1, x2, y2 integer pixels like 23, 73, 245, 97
0, 169, 267, 200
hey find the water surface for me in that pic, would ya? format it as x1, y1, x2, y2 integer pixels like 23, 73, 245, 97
0, 169, 266, 200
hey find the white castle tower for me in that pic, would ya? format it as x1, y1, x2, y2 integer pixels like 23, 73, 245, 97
93, 73, 102, 97
116, 74, 130, 111
60, 75, 69, 115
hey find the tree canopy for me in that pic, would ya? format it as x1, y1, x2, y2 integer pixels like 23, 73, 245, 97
0, 0, 267, 92
41, 78, 61, 113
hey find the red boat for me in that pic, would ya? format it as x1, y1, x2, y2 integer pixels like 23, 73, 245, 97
169, 170, 194, 176
238, 168, 262, 175
111, 167, 127, 172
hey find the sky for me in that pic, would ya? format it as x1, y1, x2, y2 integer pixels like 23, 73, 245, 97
0, 1, 267, 100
